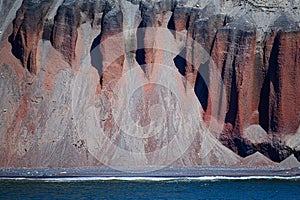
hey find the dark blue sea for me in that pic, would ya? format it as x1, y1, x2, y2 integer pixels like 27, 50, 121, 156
0, 177, 299, 199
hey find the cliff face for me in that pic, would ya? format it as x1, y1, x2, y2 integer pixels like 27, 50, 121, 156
0, 0, 299, 169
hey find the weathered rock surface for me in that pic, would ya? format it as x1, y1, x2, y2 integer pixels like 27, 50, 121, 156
9, 0, 54, 74
278, 155, 300, 169
0, 0, 299, 168
240, 152, 276, 167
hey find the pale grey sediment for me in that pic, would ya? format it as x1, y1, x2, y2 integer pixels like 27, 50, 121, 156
0, 166, 299, 179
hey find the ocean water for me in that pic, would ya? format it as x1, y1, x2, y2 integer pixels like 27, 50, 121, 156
0, 177, 300, 200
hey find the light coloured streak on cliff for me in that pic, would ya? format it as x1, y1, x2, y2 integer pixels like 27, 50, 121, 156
0, 0, 23, 41
46, 0, 64, 20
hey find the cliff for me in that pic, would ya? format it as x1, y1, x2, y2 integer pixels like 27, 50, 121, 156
0, 0, 299, 169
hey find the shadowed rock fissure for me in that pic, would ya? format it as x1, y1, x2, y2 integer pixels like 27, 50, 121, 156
173, 48, 187, 76
194, 62, 209, 111
173, 48, 209, 112
257, 142, 293, 162
167, 10, 176, 31
259, 33, 280, 133
225, 56, 238, 126
89, 3, 122, 87
90, 34, 103, 86
135, 21, 147, 73
8, 33, 24, 65
234, 138, 256, 157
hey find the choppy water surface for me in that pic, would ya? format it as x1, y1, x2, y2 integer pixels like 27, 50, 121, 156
0, 177, 300, 199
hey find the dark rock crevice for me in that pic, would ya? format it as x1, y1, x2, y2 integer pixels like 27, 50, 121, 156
90, 3, 123, 87
89, 2, 112, 87
256, 142, 293, 162
173, 48, 187, 77
167, 10, 176, 31
233, 138, 256, 157
224, 56, 239, 126
135, 21, 147, 74
90, 34, 103, 86
42, 20, 54, 41
295, 151, 300, 162
219, 128, 257, 158
259, 33, 280, 133
194, 62, 209, 112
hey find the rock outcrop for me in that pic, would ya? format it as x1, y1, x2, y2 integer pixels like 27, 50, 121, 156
9, 0, 54, 74
0, 0, 299, 169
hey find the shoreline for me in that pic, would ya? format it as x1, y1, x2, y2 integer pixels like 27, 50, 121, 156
0, 166, 300, 180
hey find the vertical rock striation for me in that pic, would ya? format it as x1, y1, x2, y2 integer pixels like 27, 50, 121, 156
50, 2, 80, 65
9, 0, 54, 74
259, 15, 300, 135
0, 0, 299, 168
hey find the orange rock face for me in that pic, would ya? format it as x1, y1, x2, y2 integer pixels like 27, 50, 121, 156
0, 0, 299, 168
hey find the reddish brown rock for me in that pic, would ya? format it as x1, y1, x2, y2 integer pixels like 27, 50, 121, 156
211, 16, 257, 133
207, 16, 259, 157
50, 3, 80, 64
0, 0, 299, 168
136, 0, 176, 76
9, 0, 54, 74
259, 15, 300, 135
96, 4, 124, 89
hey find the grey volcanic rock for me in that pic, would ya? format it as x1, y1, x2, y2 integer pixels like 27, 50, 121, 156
241, 152, 276, 167
243, 125, 269, 144
0, 0, 299, 168
278, 155, 300, 169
